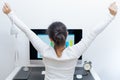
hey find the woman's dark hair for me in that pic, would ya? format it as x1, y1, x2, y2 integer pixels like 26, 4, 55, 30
47, 21, 67, 47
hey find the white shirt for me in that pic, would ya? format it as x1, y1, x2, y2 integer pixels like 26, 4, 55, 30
8, 11, 114, 80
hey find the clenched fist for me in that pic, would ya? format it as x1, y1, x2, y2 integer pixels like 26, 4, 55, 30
2, 3, 11, 14
109, 2, 117, 16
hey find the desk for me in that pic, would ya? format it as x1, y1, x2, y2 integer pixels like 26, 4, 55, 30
6, 66, 100, 80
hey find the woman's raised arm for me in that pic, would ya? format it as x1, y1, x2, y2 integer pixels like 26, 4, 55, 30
2, 3, 49, 54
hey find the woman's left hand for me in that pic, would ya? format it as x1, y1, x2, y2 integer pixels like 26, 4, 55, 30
109, 2, 117, 16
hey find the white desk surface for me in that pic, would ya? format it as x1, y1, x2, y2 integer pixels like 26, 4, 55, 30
6, 65, 100, 80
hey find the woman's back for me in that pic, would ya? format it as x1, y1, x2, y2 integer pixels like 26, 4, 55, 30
42, 46, 78, 80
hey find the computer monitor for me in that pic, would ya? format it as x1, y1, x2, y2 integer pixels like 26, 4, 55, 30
30, 29, 82, 65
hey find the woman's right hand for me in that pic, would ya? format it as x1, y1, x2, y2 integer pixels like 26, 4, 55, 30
2, 3, 11, 14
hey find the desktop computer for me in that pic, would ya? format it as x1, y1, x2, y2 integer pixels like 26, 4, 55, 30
30, 29, 82, 66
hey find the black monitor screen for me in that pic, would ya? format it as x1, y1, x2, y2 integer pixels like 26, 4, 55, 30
30, 29, 82, 60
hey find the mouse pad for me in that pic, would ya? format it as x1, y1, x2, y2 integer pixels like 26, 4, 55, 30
13, 67, 94, 80
13, 67, 32, 80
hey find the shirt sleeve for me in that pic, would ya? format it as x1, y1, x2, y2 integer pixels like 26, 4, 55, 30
7, 11, 49, 55
71, 15, 115, 58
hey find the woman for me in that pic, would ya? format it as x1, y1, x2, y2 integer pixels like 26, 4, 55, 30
2, 2, 117, 80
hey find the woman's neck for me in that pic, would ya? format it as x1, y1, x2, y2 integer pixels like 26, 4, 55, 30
54, 46, 65, 58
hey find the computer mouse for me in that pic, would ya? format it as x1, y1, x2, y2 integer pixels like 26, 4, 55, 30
23, 67, 29, 71
41, 71, 45, 75
76, 74, 82, 79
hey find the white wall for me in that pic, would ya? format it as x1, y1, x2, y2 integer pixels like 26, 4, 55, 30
0, 0, 120, 80
0, 4, 16, 80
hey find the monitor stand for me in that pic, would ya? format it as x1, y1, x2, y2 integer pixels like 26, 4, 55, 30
30, 60, 45, 66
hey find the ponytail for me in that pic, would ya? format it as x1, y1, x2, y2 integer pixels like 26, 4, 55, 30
47, 21, 67, 47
